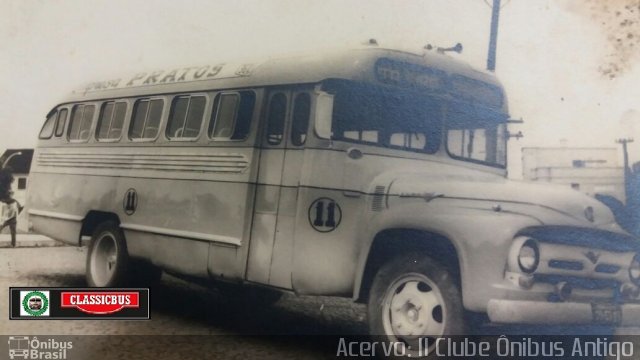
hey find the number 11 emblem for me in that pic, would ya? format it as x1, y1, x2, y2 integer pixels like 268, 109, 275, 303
308, 197, 342, 232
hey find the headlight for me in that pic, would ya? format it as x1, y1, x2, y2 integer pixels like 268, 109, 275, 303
629, 255, 640, 285
518, 239, 540, 274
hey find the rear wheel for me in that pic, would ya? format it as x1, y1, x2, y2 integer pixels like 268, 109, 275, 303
368, 253, 465, 356
86, 221, 130, 287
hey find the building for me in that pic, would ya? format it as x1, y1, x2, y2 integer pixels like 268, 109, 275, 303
522, 147, 625, 202
0, 149, 34, 205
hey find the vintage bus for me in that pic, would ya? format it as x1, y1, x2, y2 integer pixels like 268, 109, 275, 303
27, 46, 640, 349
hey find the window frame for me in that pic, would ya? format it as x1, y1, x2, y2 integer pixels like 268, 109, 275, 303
443, 101, 508, 169
54, 108, 68, 138
208, 90, 256, 142
166, 93, 208, 142
68, 103, 97, 143
39, 110, 58, 140
17, 177, 27, 190
264, 92, 288, 146
128, 97, 165, 142
290, 92, 311, 147
96, 100, 128, 142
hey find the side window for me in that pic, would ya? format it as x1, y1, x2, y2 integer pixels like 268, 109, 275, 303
209, 91, 255, 140
68, 104, 95, 141
291, 93, 310, 146
39, 111, 57, 139
389, 133, 426, 149
266, 93, 287, 145
17, 178, 27, 190
129, 99, 164, 140
167, 95, 206, 140
234, 92, 255, 140
97, 101, 127, 141
54, 109, 68, 137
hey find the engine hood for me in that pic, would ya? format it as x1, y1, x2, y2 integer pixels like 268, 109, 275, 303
385, 168, 622, 231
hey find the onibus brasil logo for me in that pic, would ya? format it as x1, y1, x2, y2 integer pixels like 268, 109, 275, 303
8, 336, 73, 359
20, 291, 49, 317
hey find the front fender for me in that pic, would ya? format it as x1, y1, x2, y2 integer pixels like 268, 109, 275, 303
353, 201, 542, 312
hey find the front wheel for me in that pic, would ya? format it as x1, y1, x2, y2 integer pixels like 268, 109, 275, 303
86, 221, 130, 287
368, 253, 465, 355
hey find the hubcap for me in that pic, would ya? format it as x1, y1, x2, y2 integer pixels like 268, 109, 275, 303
382, 274, 446, 351
90, 233, 118, 286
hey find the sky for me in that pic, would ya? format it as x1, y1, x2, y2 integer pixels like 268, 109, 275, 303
1, 0, 639, 176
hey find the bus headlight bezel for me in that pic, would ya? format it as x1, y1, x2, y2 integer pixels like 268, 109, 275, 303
517, 239, 540, 274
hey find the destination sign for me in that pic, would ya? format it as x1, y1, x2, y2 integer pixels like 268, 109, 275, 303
374, 58, 504, 108
375, 58, 446, 91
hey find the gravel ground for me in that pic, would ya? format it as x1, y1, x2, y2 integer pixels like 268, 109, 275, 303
0, 246, 367, 359
2, 246, 639, 360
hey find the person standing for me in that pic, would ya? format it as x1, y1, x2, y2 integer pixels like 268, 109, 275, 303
0, 191, 20, 247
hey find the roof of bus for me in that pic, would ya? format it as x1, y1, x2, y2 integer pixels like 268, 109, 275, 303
63, 47, 505, 105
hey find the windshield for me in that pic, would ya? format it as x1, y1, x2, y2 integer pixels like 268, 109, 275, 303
324, 79, 442, 154
446, 103, 507, 167
321, 79, 508, 167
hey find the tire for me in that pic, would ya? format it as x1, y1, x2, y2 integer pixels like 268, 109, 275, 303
86, 221, 130, 287
368, 253, 465, 356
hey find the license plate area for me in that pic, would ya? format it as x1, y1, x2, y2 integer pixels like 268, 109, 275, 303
592, 303, 622, 324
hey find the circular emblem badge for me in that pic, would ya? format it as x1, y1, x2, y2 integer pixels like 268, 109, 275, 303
22, 291, 49, 316
123, 188, 138, 216
308, 197, 342, 233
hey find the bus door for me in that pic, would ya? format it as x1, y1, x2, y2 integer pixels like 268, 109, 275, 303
246, 89, 311, 288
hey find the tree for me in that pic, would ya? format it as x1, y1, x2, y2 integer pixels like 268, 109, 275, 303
0, 167, 14, 200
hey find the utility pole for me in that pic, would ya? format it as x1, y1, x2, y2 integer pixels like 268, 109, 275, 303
487, 0, 501, 71
616, 138, 634, 203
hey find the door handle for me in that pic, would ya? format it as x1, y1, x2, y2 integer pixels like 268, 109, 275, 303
342, 190, 362, 198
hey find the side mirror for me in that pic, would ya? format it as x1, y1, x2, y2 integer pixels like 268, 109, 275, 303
314, 91, 334, 140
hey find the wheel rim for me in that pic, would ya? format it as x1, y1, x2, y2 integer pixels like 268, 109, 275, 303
90, 232, 118, 286
382, 273, 446, 352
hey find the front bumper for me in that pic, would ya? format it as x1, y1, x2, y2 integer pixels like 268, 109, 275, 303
488, 299, 640, 326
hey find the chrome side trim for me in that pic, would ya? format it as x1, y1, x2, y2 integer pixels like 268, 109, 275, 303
28, 209, 84, 222
120, 223, 241, 247
37, 152, 249, 174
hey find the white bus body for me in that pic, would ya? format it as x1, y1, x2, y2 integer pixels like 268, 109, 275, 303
27, 47, 640, 344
